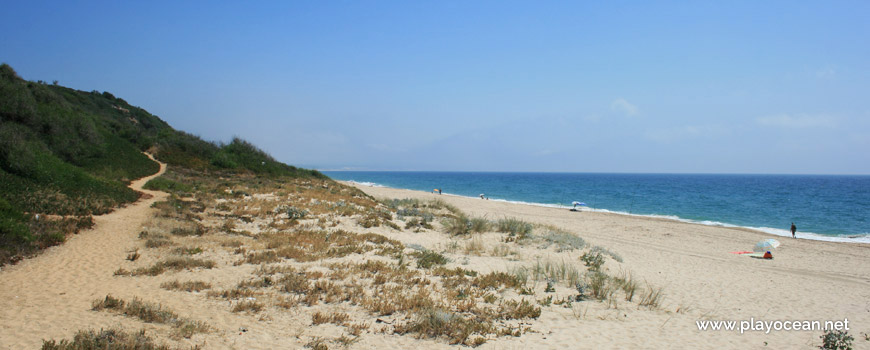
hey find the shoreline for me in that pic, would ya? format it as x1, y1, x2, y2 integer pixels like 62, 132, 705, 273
346, 180, 870, 348
342, 180, 870, 245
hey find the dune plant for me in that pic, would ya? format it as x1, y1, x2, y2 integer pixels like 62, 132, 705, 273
496, 217, 533, 240
820, 330, 853, 350
41, 328, 181, 350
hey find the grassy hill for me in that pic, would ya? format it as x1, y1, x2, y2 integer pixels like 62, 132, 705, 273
0, 63, 325, 264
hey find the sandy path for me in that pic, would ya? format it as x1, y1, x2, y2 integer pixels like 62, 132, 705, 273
0, 154, 168, 349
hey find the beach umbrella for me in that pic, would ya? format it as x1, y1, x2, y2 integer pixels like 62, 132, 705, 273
572, 201, 587, 207
753, 239, 781, 252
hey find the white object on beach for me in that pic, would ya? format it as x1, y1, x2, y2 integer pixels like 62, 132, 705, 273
571, 201, 587, 210
753, 239, 781, 252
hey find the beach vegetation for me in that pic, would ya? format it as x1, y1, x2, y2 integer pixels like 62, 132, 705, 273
496, 217, 533, 240
638, 282, 665, 309
126, 249, 140, 261
581, 251, 605, 271
590, 245, 623, 263
464, 237, 485, 255
442, 214, 472, 235
469, 217, 490, 233
91, 295, 209, 338
820, 330, 853, 350
312, 311, 350, 326
160, 280, 212, 292
304, 337, 329, 350
0, 63, 326, 265
41, 328, 188, 350
473, 271, 525, 291
614, 270, 638, 302
115, 257, 216, 276
143, 177, 192, 194
499, 299, 542, 319
232, 300, 264, 313
526, 258, 582, 286
415, 249, 448, 269
586, 271, 616, 301
394, 308, 492, 345
536, 226, 586, 251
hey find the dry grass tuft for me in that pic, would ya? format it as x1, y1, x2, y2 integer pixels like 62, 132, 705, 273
232, 300, 265, 313
395, 308, 493, 345
311, 311, 350, 326
91, 295, 208, 338
41, 328, 183, 350
639, 282, 665, 308
160, 280, 212, 292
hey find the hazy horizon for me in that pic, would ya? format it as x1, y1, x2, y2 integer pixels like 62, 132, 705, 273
3, 1, 869, 174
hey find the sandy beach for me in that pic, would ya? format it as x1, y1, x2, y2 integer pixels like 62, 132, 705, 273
348, 183, 870, 349
2, 170, 869, 350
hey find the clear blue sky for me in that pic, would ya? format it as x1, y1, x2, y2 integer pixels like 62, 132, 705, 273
3, 1, 869, 174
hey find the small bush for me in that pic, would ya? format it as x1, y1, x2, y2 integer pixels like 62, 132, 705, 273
499, 299, 541, 319
473, 272, 524, 290
129, 257, 215, 276
415, 250, 448, 269
143, 177, 192, 194
469, 217, 490, 233
820, 330, 853, 350
496, 218, 533, 239
581, 251, 604, 271
160, 280, 211, 292
311, 311, 350, 325
442, 215, 471, 235
90, 295, 209, 338
232, 300, 264, 313
538, 227, 586, 251
41, 328, 178, 350
395, 309, 492, 345
287, 206, 308, 220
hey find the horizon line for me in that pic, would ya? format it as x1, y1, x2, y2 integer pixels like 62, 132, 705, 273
317, 169, 870, 176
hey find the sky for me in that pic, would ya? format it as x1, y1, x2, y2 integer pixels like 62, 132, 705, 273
2, 1, 869, 174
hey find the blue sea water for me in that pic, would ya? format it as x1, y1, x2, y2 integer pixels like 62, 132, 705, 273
323, 172, 870, 243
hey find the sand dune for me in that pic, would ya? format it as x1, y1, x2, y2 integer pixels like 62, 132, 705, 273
3, 166, 868, 349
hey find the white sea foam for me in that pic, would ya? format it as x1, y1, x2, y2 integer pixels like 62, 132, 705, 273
345, 180, 385, 188
340, 181, 869, 244
438, 193, 870, 244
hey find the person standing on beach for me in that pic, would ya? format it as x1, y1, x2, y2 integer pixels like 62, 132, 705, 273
791, 222, 797, 239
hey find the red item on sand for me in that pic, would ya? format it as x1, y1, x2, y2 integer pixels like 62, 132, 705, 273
763, 251, 773, 259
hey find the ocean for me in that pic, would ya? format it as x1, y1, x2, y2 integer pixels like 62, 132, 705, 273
322, 172, 870, 243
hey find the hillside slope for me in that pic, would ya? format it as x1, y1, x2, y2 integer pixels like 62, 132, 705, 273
0, 63, 324, 264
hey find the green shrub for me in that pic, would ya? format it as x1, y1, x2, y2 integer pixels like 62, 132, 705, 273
496, 218, 533, 239
469, 217, 490, 233
415, 250, 448, 269
41, 328, 179, 350
581, 251, 605, 270
143, 177, 192, 193
442, 215, 471, 235
820, 330, 853, 350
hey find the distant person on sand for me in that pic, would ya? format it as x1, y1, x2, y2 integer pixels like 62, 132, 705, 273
791, 222, 797, 239
433, 188, 441, 195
